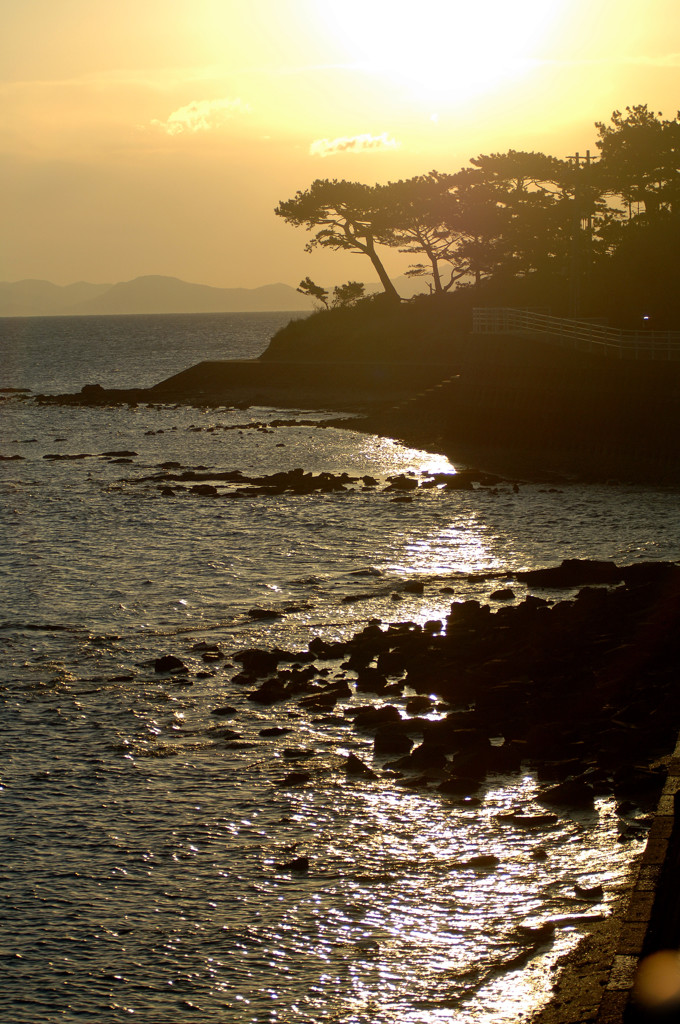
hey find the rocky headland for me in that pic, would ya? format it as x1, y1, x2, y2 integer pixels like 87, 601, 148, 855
32, 296, 680, 484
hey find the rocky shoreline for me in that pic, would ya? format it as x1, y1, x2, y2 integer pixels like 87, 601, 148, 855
208, 557, 679, 1022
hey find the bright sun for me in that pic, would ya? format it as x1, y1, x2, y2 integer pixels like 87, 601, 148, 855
322, 0, 565, 105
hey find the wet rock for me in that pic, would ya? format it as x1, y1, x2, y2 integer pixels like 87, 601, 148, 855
574, 883, 604, 901
373, 728, 414, 756
537, 778, 595, 809
497, 811, 559, 827
210, 705, 237, 716
43, 452, 93, 460
355, 667, 389, 694
234, 649, 282, 676
276, 855, 309, 872
247, 678, 288, 704
516, 559, 622, 588
442, 474, 475, 490
344, 753, 379, 779
423, 619, 443, 634
437, 776, 482, 796
352, 704, 402, 731
451, 854, 500, 870
246, 607, 284, 620
154, 655, 188, 674
405, 695, 434, 715
612, 765, 667, 805
385, 474, 419, 491
403, 742, 449, 771
259, 726, 293, 737
190, 483, 219, 496
276, 771, 311, 787
308, 636, 348, 659
397, 775, 431, 789
517, 922, 556, 944
449, 747, 494, 781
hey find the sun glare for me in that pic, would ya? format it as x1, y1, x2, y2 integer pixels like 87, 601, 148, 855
322, 0, 564, 104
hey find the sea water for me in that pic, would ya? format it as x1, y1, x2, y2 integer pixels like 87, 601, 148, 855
2, 312, 680, 1023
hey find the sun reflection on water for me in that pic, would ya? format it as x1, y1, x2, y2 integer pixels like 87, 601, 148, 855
250, 768, 640, 1023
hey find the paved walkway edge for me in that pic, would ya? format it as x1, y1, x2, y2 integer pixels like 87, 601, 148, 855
597, 737, 680, 1022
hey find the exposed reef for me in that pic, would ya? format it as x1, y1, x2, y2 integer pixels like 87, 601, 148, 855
230, 560, 680, 812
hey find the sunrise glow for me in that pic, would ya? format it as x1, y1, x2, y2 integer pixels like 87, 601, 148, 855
320, 0, 567, 104
0, 0, 677, 287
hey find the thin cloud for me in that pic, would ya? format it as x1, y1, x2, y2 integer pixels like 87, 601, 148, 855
150, 97, 251, 135
310, 132, 400, 157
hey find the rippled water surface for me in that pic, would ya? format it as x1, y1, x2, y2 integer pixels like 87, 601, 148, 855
2, 313, 680, 1022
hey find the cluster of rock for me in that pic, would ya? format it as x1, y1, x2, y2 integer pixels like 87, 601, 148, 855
231, 559, 680, 811
134, 465, 506, 499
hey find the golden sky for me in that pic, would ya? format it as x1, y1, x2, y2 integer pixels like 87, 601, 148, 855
1, 0, 678, 289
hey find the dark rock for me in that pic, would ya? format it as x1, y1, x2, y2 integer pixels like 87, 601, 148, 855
385, 474, 419, 491
538, 778, 595, 809
154, 655, 188, 674
497, 812, 559, 827
344, 753, 378, 779
574, 883, 604, 901
259, 726, 293, 737
277, 771, 311, 787
234, 649, 281, 676
276, 855, 309, 872
355, 667, 389, 693
516, 559, 622, 588
452, 854, 500, 869
353, 705, 402, 730
374, 728, 414, 756
210, 705, 237, 716
247, 678, 289, 704
405, 742, 449, 771
405, 695, 433, 715
190, 483, 219, 496
247, 607, 283, 620
308, 636, 348, 658
437, 776, 482, 796
517, 922, 555, 944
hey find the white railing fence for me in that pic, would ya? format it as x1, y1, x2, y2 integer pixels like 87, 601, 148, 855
472, 308, 680, 361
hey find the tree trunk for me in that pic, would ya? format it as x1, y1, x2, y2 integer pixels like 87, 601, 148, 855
364, 235, 401, 301
429, 252, 443, 294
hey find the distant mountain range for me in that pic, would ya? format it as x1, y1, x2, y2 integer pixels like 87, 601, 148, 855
0, 275, 319, 316
0, 274, 426, 317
